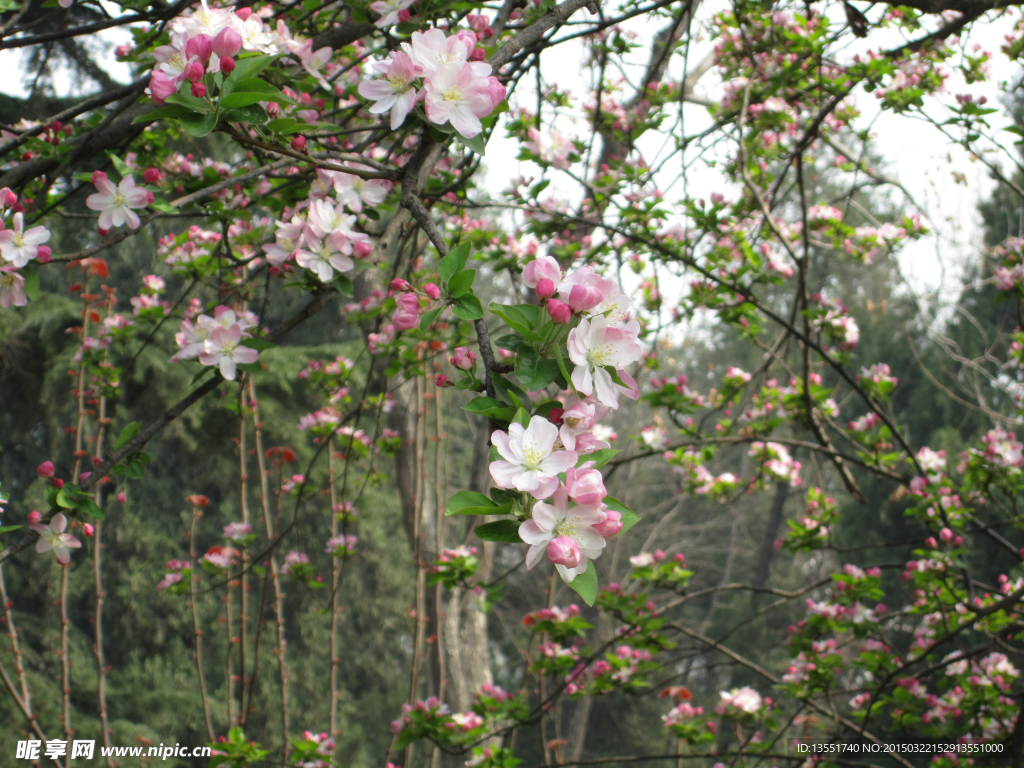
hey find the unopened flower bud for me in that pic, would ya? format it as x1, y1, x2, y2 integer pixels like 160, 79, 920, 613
184, 60, 205, 83
435, 374, 451, 387
547, 299, 571, 324
266, 102, 281, 118
37, 461, 55, 478
391, 278, 411, 291
397, 8, 410, 21
190, 82, 207, 98
535, 277, 555, 299
219, 55, 236, 75
185, 34, 214, 65
593, 510, 623, 539
291, 135, 307, 152
213, 27, 243, 58
547, 536, 581, 568
144, 167, 161, 184
28, 511, 42, 526
423, 283, 440, 300
83, 523, 95, 537
36, 245, 51, 263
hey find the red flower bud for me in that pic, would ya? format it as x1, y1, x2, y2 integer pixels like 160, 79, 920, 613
144, 167, 161, 184
291, 135, 307, 153
191, 82, 207, 98
28, 511, 42, 526
53, 478, 64, 489
547, 299, 571, 324
36, 245, 51, 263
37, 461, 55, 478
435, 374, 451, 387
391, 278, 411, 291
423, 283, 441, 300
83, 524, 95, 537
535, 277, 555, 299
397, 8, 410, 21
219, 55, 235, 75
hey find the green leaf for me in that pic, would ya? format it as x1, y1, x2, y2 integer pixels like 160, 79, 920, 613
22, 268, 39, 301
222, 104, 269, 125
220, 92, 275, 109
126, 460, 145, 480
267, 117, 305, 134
76, 497, 105, 521
464, 396, 509, 416
108, 153, 133, 178
489, 488, 520, 505
447, 269, 476, 297
494, 333, 524, 352
488, 303, 543, 341
512, 408, 531, 428
452, 294, 483, 320
491, 374, 531, 409
566, 564, 597, 606
553, 345, 578, 396
419, 306, 443, 331
578, 448, 620, 470
332, 274, 354, 296
55, 490, 76, 509
474, 520, 523, 543
149, 198, 177, 213
223, 54, 278, 95
514, 343, 560, 392
439, 241, 471, 283
228, 78, 295, 102
114, 421, 141, 449
455, 130, 487, 155
240, 338, 277, 351
165, 91, 212, 113
237, 362, 262, 373
0, 525, 22, 534
603, 496, 640, 533
446, 491, 511, 517
178, 111, 219, 137
133, 105, 191, 124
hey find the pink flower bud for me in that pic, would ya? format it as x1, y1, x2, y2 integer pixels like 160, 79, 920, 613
144, 167, 161, 184
185, 34, 213, 65
953, 535, 963, 546
148, 71, 177, 104
91, 170, 108, 186
98, 228, 110, 237
423, 283, 441, 300
485, 76, 506, 108
183, 60, 205, 83
116, 490, 127, 503
36, 245, 51, 263
391, 278, 411, 291
547, 536, 581, 568
547, 407, 564, 425
925, 537, 938, 549
190, 82, 207, 98
469, 47, 486, 62
939, 527, 953, 542
710, 192, 725, 204
291, 135, 307, 152
593, 509, 622, 539
566, 464, 606, 506
28, 511, 42, 526
397, 8, 410, 21
37, 461, 55, 478
220, 55, 235, 75
523, 256, 560, 288
212, 27, 243, 58
435, 374, 451, 387
353, 239, 372, 259
83, 523, 95, 537
392, 292, 421, 331
566, 284, 604, 312
146, 190, 155, 204
266, 102, 281, 119
535, 277, 555, 299
547, 299, 571, 324
450, 346, 477, 371
236, 7, 252, 20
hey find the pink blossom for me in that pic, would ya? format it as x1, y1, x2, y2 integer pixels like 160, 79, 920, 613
37, 461, 55, 478
370, 0, 415, 27
564, 462, 606, 506
547, 299, 571, 324
547, 536, 582, 568
199, 324, 259, 381
224, 522, 252, 540
519, 486, 606, 581
523, 256, 561, 290
592, 509, 622, 538
358, 52, 421, 130
86, 174, 150, 230
0, 212, 50, 267
567, 316, 642, 409
450, 346, 477, 371
334, 171, 388, 213
31, 513, 82, 565
0, 266, 27, 308
424, 62, 495, 138
147, 70, 180, 104
392, 292, 421, 331
490, 416, 577, 499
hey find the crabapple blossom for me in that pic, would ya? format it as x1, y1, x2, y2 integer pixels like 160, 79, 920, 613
334, 171, 388, 213
519, 486, 606, 581
566, 315, 642, 409
564, 462, 606, 506
86, 173, 151, 230
0, 213, 50, 268
423, 62, 497, 138
547, 299, 571, 324
31, 513, 82, 565
0, 266, 26, 308
358, 52, 422, 130
490, 416, 577, 499
263, 216, 306, 265
522, 256, 562, 291
392, 292, 421, 331
450, 346, 477, 370
592, 509, 622, 538
716, 686, 763, 715
370, 0, 415, 27
296, 238, 355, 282
224, 522, 252, 540
547, 536, 582, 568
199, 324, 259, 381
525, 128, 574, 169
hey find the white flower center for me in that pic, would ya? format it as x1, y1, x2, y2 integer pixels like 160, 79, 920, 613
1, 273, 15, 288
112, 190, 127, 208
585, 344, 612, 367
221, 339, 237, 356
388, 74, 408, 92
443, 86, 464, 102
553, 519, 578, 539
521, 441, 545, 469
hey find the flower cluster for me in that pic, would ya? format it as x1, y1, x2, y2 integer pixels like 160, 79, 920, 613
170, 305, 260, 380
358, 28, 506, 137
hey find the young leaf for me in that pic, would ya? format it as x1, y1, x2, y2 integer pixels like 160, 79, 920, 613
512, 408, 531, 428
452, 294, 483, 320
577, 448, 620, 470
474, 520, 523, 543
133, 105, 191, 124
222, 54, 278, 94
439, 241, 472, 283
114, 421, 141, 449
447, 269, 476, 297
566, 564, 597, 606
419, 306, 443, 331
21, 268, 39, 301
515, 343, 560, 391
446, 491, 497, 515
